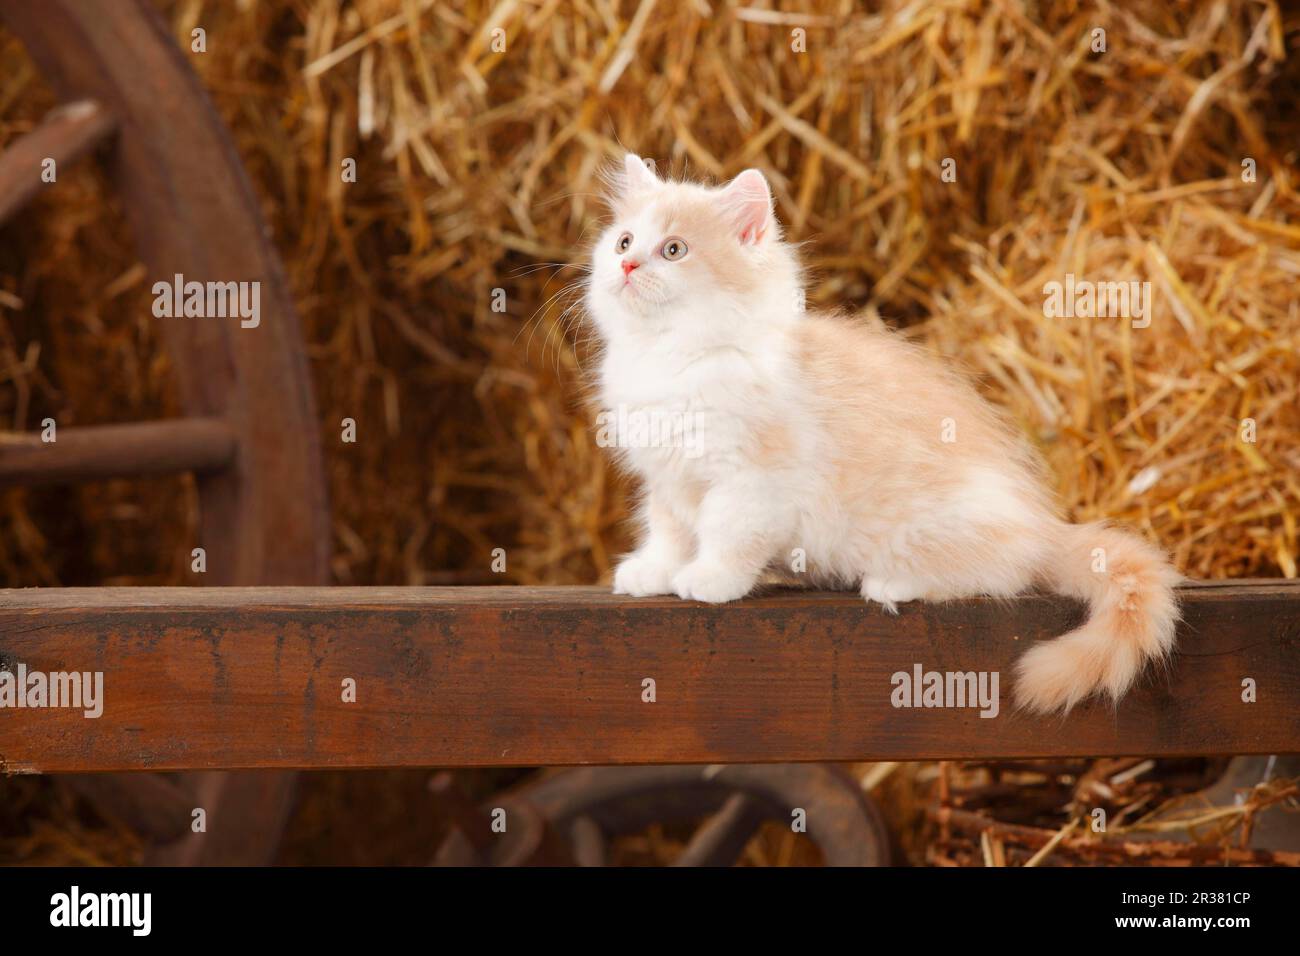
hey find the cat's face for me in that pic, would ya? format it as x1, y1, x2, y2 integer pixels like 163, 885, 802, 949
587, 155, 785, 341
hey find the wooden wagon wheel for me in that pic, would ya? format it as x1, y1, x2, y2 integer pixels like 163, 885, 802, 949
433, 764, 894, 867
0, 0, 330, 863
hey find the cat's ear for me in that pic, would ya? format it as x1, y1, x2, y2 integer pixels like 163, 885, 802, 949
621, 154, 660, 195
719, 169, 773, 245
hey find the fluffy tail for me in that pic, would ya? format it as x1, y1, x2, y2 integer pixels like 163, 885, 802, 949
1015, 522, 1182, 714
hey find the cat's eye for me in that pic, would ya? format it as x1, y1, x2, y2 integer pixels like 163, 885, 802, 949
660, 237, 688, 261
615, 232, 633, 253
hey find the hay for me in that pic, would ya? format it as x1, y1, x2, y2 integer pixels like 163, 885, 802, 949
2, 0, 1298, 865
275, 0, 1298, 584
920, 758, 1300, 866
8, 0, 1298, 584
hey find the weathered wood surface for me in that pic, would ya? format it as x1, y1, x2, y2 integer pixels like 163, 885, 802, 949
1, 582, 1297, 773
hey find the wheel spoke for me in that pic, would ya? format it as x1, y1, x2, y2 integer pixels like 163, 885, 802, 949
673, 793, 767, 867
0, 99, 115, 226
145, 771, 297, 866
0, 418, 237, 486
569, 815, 606, 866
428, 771, 495, 857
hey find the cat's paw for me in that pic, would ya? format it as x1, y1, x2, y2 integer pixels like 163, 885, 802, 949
861, 576, 923, 615
672, 560, 755, 604
612, 555, 679, 596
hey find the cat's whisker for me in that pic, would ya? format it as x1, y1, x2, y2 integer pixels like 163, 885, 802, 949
506, 261, 584, 280
516, 279, 584, 358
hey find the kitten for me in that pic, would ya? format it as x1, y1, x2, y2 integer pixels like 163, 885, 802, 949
585, 154, 1181, 714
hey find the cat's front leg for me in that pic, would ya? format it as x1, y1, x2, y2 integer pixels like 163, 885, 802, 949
672, 475, 788, 604
612, 489, 693, 596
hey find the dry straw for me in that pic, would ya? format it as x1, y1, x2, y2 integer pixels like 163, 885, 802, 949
278, 0, 1297, 584
1, 0, 1297, 864
3, 0, 1298, 585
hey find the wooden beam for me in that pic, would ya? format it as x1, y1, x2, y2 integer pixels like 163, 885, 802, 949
0, 418, 237, 486
1, 582, 1297, 773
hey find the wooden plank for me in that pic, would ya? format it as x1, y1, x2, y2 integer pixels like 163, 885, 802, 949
1, 582, 1297, 772
0, 419, 237, 486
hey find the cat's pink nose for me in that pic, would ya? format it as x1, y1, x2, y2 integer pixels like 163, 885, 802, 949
622, 259, 639, 277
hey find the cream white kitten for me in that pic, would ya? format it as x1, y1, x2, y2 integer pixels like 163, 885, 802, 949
586, 154, 1180, 714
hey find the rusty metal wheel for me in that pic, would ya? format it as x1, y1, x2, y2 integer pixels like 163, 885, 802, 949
433, 764, 893, 867
0, 0, 330, 863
